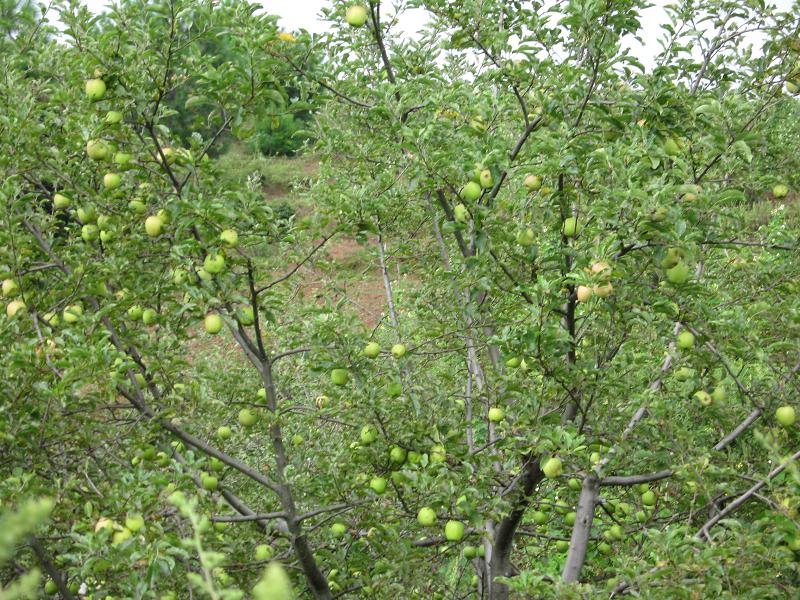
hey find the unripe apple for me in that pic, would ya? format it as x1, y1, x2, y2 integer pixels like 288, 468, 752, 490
127, 305, 143, 320
488, 407, 505, 422
201, 475, 218, 491
562, 217, 579, 238
86, 139, 110, 160
85, 78, 106, 100
674, 366, 694, 382
598, 542, 612, 555
220, 229, 238, 246
53, 193, 71, 209
2, 278, 19, 297
593, 283, 613, 298
217, 426, 232, 440
460, 181, 482, 202
444, 520, 465, 541
516, 227, 535, 246
114, 152, 133, 167
254, 544, 274, 561
694, 390, 712, 406
635, 510, 647, 523
542, 457, 563, 479
389, 446, 407, 464
532, 511, 547, 524
315, 395, 330, 409
391, 343, 407, 358
417, 507, 437, 526
463, 545, 477, 559
665, 261, 689, 284
609, 524, 623, 540
370, 477, 387, 494
144, 215, 164, 237
453, 203, 469, 223
331, 368, 349, 385
555, 500, 570, 514
360, 425, 377, 444
63, 304, 83, 323
773, 184, 789, 198
44, 580, 58, 594
650, 206, 668, 221
77, 205, 97, 223
345, 4, 368, 27
663, 137, 681, 156
330, 522, 347, 536
641, 490, 656, 506
203, 254, 225, 275
479, 169, 493, 189
590, 452, 601, 465
523, 174, 541, 191
776, 405, 796, 427
129, 200, 147, 214
576, 285, 593, 302
204, 313, 223, 334
787, 81, 799, 94
237, 306, 254, 326
430, 444, 446, 463
6, 299, 25, 318
711, 386, 726, 403
661, 247, 684, 268
408, 450, 422, 464
568, 478, 581, 491
676, 331, 695, 349
238, 409, 257, 427
105, 110, 123, 124
142, 309, 157, 326
363, 342, 381, 358
556, 540, 570, 552
565, 511, 576, 526
103, 173, 121, 190
125, 514, 145, 533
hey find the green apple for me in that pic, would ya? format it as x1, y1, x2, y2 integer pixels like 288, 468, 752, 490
370, 477, 387, 494
99, 230, 114, 243
516, 227, 535, 246
555, 500, 570, 514
315, 395, 329, 409
598, 542, 612, 555
408, 450, 422, 464
787, 81, 799, 94
460, 181, 482, 202
389, 446, 407, 464
650, 206, 668, 221
217, 426, 232, 440
6, 299, 25, 318
129, 200, 147, 214
345, 4, 368, 26
594, 283, 613, 298
213, 521, 228, 532
201, 475, 218, 491
97, 214, 111, 230
523, 174, 541, 191
711, 386, 726, 403
85, 78, 106, 100
360, 425, 378, 444
663, 137, 681, 156
197, 268, 213, 281
114, 152, 133, 167
453, 203, 469, 223
291, 434, 304, 446
676, 331, 695, 349
444, 520, 465, 541
773, 183, 789, 198
609, 524, 623, 540
44, 580, 58, 595
505, 356, 521, 368
204, 313, 223, 334
63, 304, 83, 323
330, 522, 347, 536
238, 306, 254, 326
125, 514, 145, 533
363, 342, 381, 358
674, 366, 694, 382
430, 444, 446, 463
254, 544, 274, 561
86, 139, 110, 160
103, 173, 121, 190
417, 507, 437, 526
694, 390, 712, 406
42, 312, 58, 326
2, 278, 19, 297
776, 405, 796, 427
542, 457, 562, 479
77, 205, 97, 223
479, 169, 493, 189
565, 511, 576, 526
105, 110, 123, 124
391, 343, 407, 358
463, 545, 477, 559
488, 407, 505, 422
568, 478, 581, 491
562, 217, 579, 238
590, 451, 601, 465
145, 215, 164, 237
666, 261, 689, 284
331, 368, 349, 385
53, 193, 71, 209
556, 540, 570, 552
532, 511, 547, 524
220, 229, 238, 246
127, 305, 143, 321
204, 253, 225, 274
635, 510, 647, 523
641, 490, 656, 506
576, 285, 593, 302
661, 247, 685, 268
238, 409, 257, 427
209, 458, 224, 473
142, 308, 157, 326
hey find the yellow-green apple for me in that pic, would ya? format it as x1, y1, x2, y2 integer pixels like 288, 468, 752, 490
676, 331, 695, 349
417, 507, 436, 526
86, 139, 110, 160
576, 285, 593, 302
370, 477, 387, 494
85, 78, 106, 100
516, 227, 535, 246
488, 407, 505, 422
53, 193, 70, 209
542, 457, 562, 479
363, 342, 381, 358
460, 181, 482, 202
776, 406, 796, 427
204, 313, 223, 334
444, 520, 465, 541
144, 215, 163, 237
345, 4, 368, 26
331, 368, 349, 385
562, 217, 579, 237
524, 174, 541, 191
220, 229, 238, 246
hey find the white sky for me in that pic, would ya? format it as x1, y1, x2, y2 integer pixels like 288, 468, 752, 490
78, 0, 796, 68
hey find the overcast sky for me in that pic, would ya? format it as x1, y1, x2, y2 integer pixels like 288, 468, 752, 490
79, 0, 796, 67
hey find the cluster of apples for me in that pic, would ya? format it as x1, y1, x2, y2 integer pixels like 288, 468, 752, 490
576, 261, 614, 303
453, 165, 495, 223
2, 276, 25, 319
